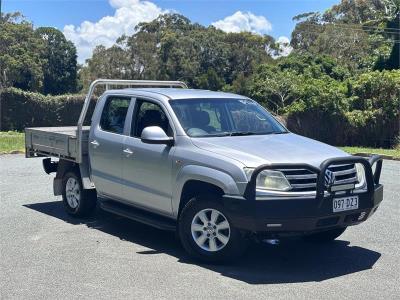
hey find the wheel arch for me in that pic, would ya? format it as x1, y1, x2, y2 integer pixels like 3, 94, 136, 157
173, 165, 240, 217
53, 156, 94, 196
53, 159, 80, 196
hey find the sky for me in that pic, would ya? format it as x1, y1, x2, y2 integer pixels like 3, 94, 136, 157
3, 0, 339, 63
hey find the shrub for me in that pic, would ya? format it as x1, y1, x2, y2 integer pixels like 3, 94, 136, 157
0, 87, 96, 131
284, 70, 400, 148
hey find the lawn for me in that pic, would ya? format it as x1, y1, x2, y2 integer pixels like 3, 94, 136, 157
0, 131, 25, 153
339, 146, 400, 159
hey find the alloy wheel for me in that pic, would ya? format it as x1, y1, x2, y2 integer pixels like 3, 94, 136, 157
191, 208, 231, 252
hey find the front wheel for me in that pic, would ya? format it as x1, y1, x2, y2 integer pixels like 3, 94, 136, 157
303, 227, 347, 242
178, 195, 247, 263
62, 171, 97, 217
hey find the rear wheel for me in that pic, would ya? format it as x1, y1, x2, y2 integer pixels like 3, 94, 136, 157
303, 227, 347, 242
178, 195, 247, 263
62, 171, 97, 217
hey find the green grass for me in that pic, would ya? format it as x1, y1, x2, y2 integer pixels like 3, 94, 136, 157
339, 146, 400, 159
0, 131, 25, 153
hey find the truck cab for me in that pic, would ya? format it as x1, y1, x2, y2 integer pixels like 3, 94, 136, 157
25, 80, 384, 262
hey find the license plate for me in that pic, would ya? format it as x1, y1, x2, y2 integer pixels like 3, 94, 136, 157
333, 196, 359, 212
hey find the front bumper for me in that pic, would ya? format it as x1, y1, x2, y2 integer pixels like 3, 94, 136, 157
223, 155, 384, 235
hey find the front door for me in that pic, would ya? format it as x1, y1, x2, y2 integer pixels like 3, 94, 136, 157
89, 95, 131, 199
122, 99, 175, 215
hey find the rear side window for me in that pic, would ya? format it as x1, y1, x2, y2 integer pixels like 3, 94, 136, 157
100, 96, 130, 134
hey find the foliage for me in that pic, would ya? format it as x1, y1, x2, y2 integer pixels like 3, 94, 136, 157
79, 43, 132, 91
248, 65, 299, 113
36, 27, 78, 95
0, 14, 79, 94
194, 68, 225, 91
0, 88, 96, 131
249, 63, 400, 147
81, 14, 275, 91
377, 8, 400, 70
0, 13, 44, 91
291, 0, 399, 71
348, 70, 400, 119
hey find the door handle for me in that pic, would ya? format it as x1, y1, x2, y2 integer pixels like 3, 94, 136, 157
123, 148, 134, 156
91, 140, 100, 148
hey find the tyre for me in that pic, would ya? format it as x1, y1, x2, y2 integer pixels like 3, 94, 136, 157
62, 171, 97, 217
178, 194, 247, 263
303, 227, 347, 242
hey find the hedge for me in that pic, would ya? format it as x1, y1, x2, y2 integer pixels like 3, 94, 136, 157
284, 109, 400, 148
0, 88, 96, 131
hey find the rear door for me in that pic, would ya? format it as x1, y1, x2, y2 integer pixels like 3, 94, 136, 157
89, 95, 132, 199
121, 98, 175, 215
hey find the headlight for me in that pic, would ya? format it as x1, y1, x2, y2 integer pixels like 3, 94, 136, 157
355, 163, 366, 189
244, 168, 291, 191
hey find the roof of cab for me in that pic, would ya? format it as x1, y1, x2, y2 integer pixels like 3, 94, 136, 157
103, 88, 249, 101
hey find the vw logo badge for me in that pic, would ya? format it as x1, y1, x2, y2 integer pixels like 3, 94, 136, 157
325, 169, 335, 186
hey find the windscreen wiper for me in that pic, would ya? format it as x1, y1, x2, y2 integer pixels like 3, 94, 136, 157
229, 131, 289, 136
229, 131, 257, 136
270, 131, 289, 135
196, 132, 231, 137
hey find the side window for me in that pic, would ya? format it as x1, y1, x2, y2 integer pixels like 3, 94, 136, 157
100, 96, 130, 134
132, 100, 172, 137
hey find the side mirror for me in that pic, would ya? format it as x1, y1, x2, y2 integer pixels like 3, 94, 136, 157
141, 126, 174, 146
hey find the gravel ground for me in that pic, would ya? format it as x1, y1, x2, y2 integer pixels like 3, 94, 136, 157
0, 155, 399, 299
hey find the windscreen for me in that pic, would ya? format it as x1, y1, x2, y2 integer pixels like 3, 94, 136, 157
170, 98, 287, 137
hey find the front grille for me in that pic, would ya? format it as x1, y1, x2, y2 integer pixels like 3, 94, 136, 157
279, 168, 317, 192
326, 163, 358, 186
279, 163, 358, 192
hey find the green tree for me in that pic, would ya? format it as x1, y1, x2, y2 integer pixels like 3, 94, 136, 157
348, 70, 400, 119
223, 72, 251, 95
323, 0, 396, 24
223, 32, 274, 83
0, 13, 44, 91
194, 68, 225, 91
277, 54, 351, 80
83, 13, 275, 90
291, 0, 399, 71
35, 27, 78, 95
249, 65, 299, 113
79, 43, 132, 92
127, 14, 197, 81
381, 8, 400, 70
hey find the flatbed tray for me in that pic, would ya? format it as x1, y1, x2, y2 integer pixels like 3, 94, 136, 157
25, 126, 90, 161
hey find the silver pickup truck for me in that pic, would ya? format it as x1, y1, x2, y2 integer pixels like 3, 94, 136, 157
25, 79, 384, 262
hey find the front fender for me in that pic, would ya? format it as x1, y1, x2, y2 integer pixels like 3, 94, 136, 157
172, 165, 241, 216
